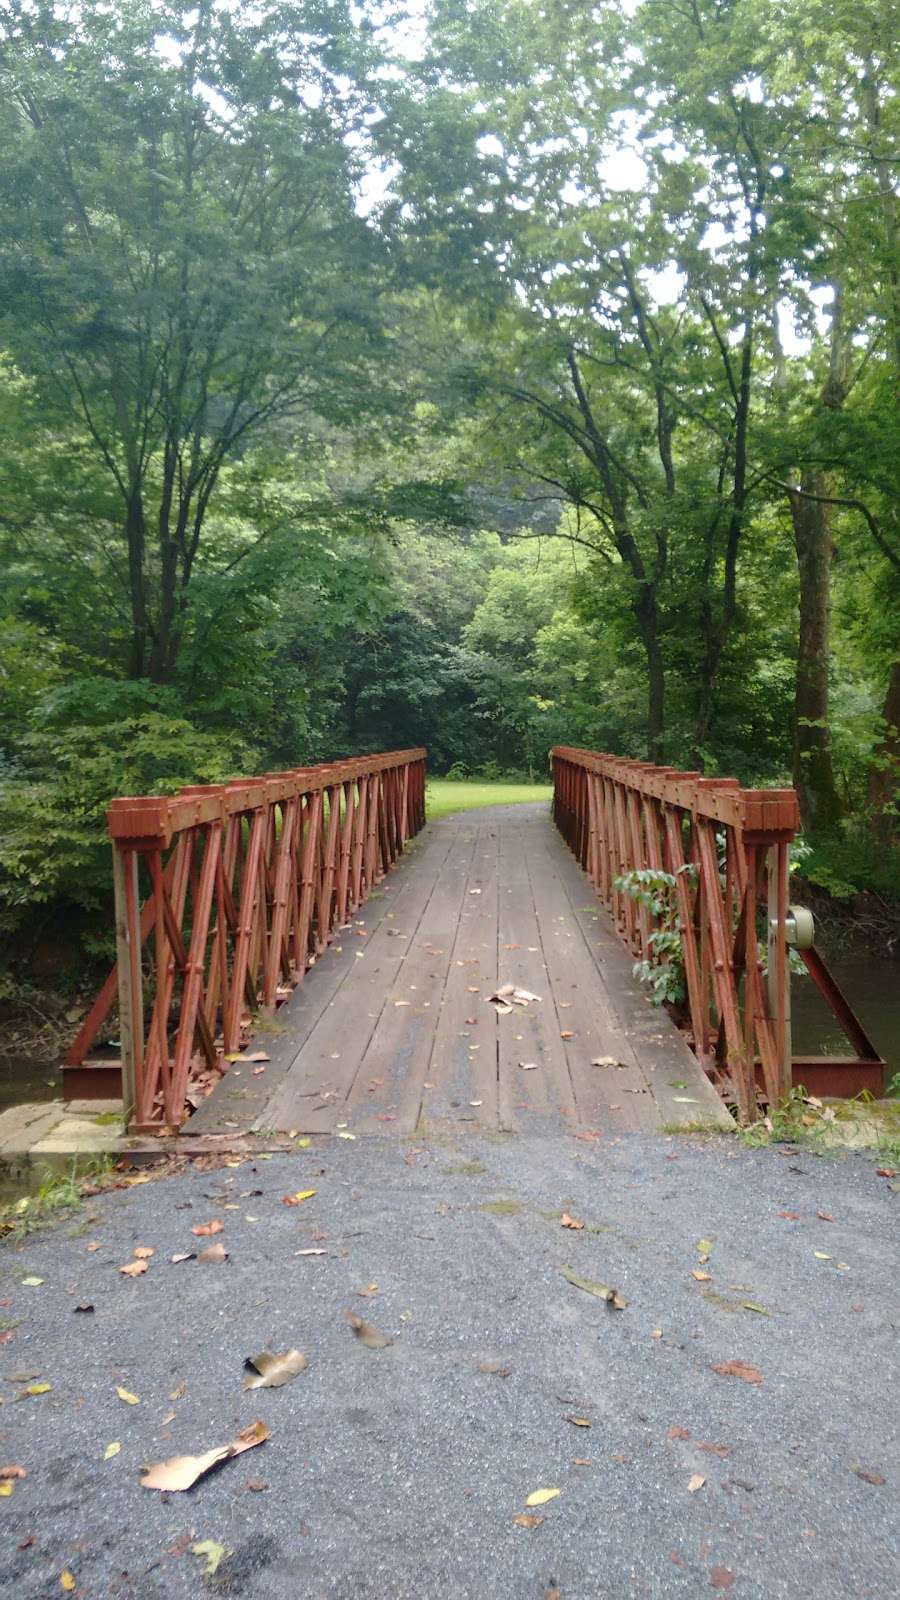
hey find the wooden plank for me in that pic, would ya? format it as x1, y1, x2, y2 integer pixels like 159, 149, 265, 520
257, 825, 467, 1132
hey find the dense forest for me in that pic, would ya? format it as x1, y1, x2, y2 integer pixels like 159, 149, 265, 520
1, 0, 898, 996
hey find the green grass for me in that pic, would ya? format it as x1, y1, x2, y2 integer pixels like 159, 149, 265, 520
425, 778, 553, 821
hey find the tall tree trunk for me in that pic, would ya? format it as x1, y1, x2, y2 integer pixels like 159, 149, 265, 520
789, 470, 842, 832
635, 584, 665, 762
125, 486, 148, 680
868, 657, 900, 841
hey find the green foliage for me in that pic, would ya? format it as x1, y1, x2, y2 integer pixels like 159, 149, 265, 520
615, 867, 694, 1006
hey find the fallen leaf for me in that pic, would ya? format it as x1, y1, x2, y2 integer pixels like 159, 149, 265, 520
561, 1266, 627, 1308
21, 1277, 43, 1287
197, 1242, 228, 1263
191, 1220, 224, 1237
294, 1248, 327, 1257
591, 1056, 626, 1068
116, 1386, 140, 1405
245, 1052, 270, 1063
478, 1362, 511, 1377
518, 1061, 538, 1071
25, 1383, 51, 1395
0, 1464, 26, 1480
161, 1410, 176, 1425
242, 1349, 308, 1389
191, 1540, 231, 1576
687, 1474, 706, 1493
73, 1303, 94, 1314
357, 1282, 379, 1297
141, 1420, 269, 1491
282, 1189, 317, 1206
60, 1572, 76, 1593
560, 1213, 585, 1231
777, 1210, 800, 1220
336, 1130, 356, 1140
875, 1167, 896, 1177
0, 1483, 12, 1497
170, 1252, 195, 1264
816, 1210, 835, 1222
525, 1487, 560, 1507
103, 1442, 121, 1460
813, 1251, 831, 1261
133, 1246, 154, 1259
651, 1328, 663, 1339
86, 1242, 101, 1252
691, 1269, 712, 1281
246, 1477, 268, 1492
851, 1465, 886, 1486
573, 1457, 592, 1466
741, 1301, 770, 1315
565, 1415, 591, 1428
119, 1260, 148, 1278
169, 1381, 187, 1400
513, 1513, 544, 1528
710, 1568, 735, 1591
711, 1360, 763, 1385
560, 1030, 575, 1040
667, 1426, 691, 1441
343, 1309, 392, 1349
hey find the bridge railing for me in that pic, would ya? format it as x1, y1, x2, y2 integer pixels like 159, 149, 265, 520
66, 749, 427, 1132
551, 747, 883, 1121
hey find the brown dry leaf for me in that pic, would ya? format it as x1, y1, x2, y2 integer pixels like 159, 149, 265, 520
246, 1477, 268, 1492
343, 1309, 392, 1349
817, 1210, 835, 1222
710, 1568, 735, 1591
573, 1457, 592, 1466
851, 1465, 886, 1486
141, 1420, 269, 1491
119, 1260, 148, 1278
711, 1360, 763, 1385
691, 1269, 712, 1282
565, 1415, 591, 1428
592, 1055, 627, 1068
170, 1252, 195, 1264
169, 1381, 187, 1401
357, 1283, 379, 1297
0, 1465, 27, 1480
777, 1210, 800, 1220
560, 1213, 585, 1231
191, 1219, 224, 1237
245, 1052, 271, 1063
560, 1030, 575, 1040
687, 1474, 706, 1493
282, 1189, 317, 1206
133, 1246, 154, 1259
667, 1426, 691, 1441
197, 1242, 228, 1264
86, 1242, 101, 1252
697, 1442, 731, 1458
512, 1513, 545, 1528
478, 1362, 512, 1377
242, 1350, 308, 1390
651, 1328, 663, 1340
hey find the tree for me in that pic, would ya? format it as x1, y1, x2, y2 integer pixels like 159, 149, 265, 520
0, 0, 387, 681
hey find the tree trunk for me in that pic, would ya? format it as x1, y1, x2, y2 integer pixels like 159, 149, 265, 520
635, 584, 665, 763
125, 486, 148, 679
868, 656, 900, 841
789, 470, 842, 832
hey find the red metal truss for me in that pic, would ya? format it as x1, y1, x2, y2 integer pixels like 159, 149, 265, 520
551, 747, 883, 1120
66, 750, 427, 1132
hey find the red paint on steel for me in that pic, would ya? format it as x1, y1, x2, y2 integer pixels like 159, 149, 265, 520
551, 747, 884, 1120
68, 750, 427, 1132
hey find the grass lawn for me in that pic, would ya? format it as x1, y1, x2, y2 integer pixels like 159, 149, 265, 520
425, 778, 553, 821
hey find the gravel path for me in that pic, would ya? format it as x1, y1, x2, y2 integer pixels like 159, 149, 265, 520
1, 1132, 897, 1599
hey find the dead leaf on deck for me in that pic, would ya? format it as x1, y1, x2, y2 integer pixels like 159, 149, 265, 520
560, 1030, 575, 1040
560, 1213, 584, 1231
197, 1242, 228, 1264
711, 1360, 763, 1385
525, 1487, 560, 1507
242, 1350, 308, 1390
191, 1220, 224, 1237
592, 1056, 627, 1069
282, 1189, 316, 1206
691, 1270, 712, 1281
245, 1052, 270, 1063
343, 1309, 392, 1349
513, 1513, 544, 1528
518, 1061, 538, 1071
119, 1260, 148, 1278
687, 1474, 706, 1493
141, 1420, 269, 1491
170, 1252, 195, 1264
133, 1246, 154, 1259
565, 1415, 591, 1428
561, 1266, 627, 1308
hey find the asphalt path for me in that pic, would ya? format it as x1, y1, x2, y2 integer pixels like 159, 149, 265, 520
1, 1131, 897, 1599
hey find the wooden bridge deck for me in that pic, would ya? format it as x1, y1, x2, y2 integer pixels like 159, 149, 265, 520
191, 802, 731, 1139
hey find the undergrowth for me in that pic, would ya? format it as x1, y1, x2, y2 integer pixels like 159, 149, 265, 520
0, 1155, 115, 1240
